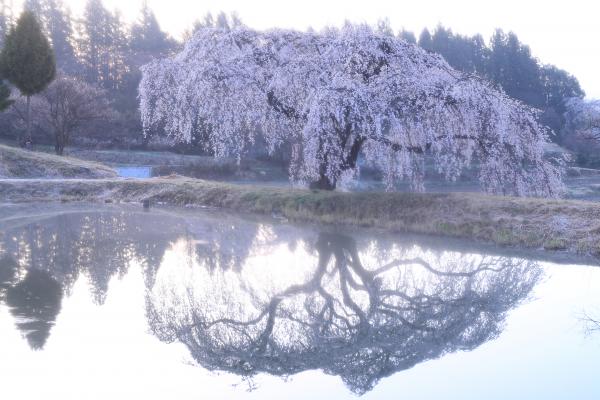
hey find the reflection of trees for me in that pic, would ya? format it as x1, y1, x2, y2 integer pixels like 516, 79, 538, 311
583, 312, 600, 335
0, 209, 267, 299
0, 211, 184, 303
0, 210, 183, 349
0, 256, 62, 350
0, 256, 19, 291
0, 208, 545, 392
193, 222, 256, 272
0, 208, 265, 349
6, 269, 62, 350
148, 233, 542, 395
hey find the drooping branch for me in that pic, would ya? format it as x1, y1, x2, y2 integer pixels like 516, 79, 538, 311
140, 24, 564, 196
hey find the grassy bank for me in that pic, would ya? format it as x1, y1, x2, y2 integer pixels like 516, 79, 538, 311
1, 177, 599, 260
0, 145, 117, 179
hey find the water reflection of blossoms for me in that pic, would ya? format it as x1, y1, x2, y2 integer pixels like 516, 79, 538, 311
148, 232, 542, 395
0, 208, 542, 393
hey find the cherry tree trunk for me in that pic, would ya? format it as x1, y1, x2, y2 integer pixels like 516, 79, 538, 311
309, 175, 336, 190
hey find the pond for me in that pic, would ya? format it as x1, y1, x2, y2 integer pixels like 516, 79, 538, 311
114, 166, 153, 178
0, 204, 599, 399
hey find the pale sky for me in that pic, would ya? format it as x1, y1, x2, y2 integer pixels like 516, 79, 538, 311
15, 0, 600, 98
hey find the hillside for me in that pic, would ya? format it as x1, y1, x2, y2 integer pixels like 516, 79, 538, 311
0, 145, 117, 179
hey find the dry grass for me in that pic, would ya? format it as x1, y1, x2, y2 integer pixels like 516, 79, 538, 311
0, 144, 117, 179
1, 176, 599, 259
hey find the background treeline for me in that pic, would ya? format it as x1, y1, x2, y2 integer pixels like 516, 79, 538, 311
400, 26, 585, 143
0, 1, 589, 154
0, 0, 180, 150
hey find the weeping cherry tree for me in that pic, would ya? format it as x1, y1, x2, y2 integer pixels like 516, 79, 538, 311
140, 24, 564, 197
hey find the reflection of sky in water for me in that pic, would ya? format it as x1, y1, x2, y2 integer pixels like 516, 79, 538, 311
114, 166, 152, 178
0, 205, 599, 399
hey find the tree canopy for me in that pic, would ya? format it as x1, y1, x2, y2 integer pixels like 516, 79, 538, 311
0, 79, 12, 111
0, 10, 55, 96
564, 98, 600, 141
417, 26, 585, 138
141, 24, 565, 196
11, 74, 112, 154
0, 10, 56, 145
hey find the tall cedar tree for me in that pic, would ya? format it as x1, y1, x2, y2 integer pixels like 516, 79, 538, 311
1, 11, 56, 145
0, 79, 11, 110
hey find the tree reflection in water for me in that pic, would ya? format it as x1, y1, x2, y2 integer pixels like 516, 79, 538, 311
148, 232, 542, 395
0, 256, 62, 350
0, 208, 266, 349
0, 208, 543, 392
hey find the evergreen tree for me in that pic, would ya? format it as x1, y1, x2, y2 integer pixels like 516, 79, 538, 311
376, 19, 394, 36
0, 3, 17, 114
398, 29, 416, 44
77, 0, 107, 85
469, 34, 489, 75
0, 78, 12, 111
431, 26, 453, 62
488, 30, 545, 108
427, 26, 489, 76
78, 0, 127, 90
413, 25, 583, 140
44, 0, 78, 74
540, 65, 585, 140
130, 0, 172, 54
24, 0, 43, 17
0, 0, 13, 46
0, 11, 56, 145
22, 0, 78, 74
105, 10, 128, 90
418, 28, 433, 51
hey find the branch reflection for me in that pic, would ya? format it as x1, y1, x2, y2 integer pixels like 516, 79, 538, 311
148, 232, 541, 395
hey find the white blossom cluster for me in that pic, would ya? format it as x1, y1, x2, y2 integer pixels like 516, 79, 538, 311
565, 97, 600, 141
140, 24, 565, 196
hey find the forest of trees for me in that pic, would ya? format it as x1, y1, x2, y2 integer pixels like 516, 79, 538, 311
0, 0, 178, 149
0, 1, 591, 157
409, 25, 585, 143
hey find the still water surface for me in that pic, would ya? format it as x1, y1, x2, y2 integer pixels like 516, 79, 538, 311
0, 204, 599, 399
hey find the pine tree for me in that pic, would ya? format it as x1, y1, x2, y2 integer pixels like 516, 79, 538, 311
130, 0, 171, 54
0, 1, 13, 109
488, 30, 545, 108
44, 0, 78, 74
540, 65, 585, 140
106, 10, 128, 90
0, 79, 12, 111
0, 11, 56, 145
0, 0, 13, 46
78, 0, 107, 85
78, 0, 128, 90
398, 29, 416, 44
418, 28, 433, 51
22, 1, 78, 74
24, 0, 43, 17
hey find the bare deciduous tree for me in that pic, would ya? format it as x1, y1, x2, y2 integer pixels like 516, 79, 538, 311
11, 74, 111, 154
